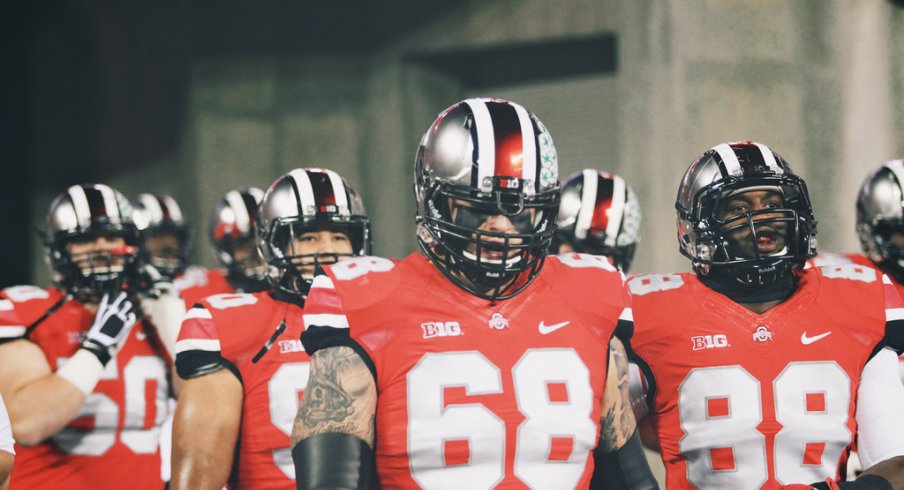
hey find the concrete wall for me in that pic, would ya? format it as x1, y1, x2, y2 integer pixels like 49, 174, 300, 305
29, 0, 904, 282
187, 0, 904, 274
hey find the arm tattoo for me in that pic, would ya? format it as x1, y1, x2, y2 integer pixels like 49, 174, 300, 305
599, 337, 637, 453
291, 346, 377, 448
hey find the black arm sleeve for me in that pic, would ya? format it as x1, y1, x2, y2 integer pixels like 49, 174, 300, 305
174, 349, 242, 383
589, 430, 659, 490
884, 318, 904, 355
811, 475, 893, 490
292, 433, 376, 490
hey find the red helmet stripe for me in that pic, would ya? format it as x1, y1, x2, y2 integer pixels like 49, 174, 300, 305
487, 102, 524, 179
83, 186, 109, 224
308, 171, 337, 211
589, 176, 615, 237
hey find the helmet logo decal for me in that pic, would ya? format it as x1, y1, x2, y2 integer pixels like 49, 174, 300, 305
538, 126, 557, 190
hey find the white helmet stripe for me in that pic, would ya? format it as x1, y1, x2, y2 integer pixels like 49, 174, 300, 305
161, 195, 184, 222
288, 169, 316, 215
605, 175, 627, 247
139, 194, 164, 224
712, 143, 742, 176
512, 102, 537, 195
98, 185, 121, 224
575, 169, 598, 240
885, 160, 904, 198
324, 169, 351, 217
225, 190, 251, 234
67, 185, 92, 229
465, 99, 496, 193
754, 142, 783, 173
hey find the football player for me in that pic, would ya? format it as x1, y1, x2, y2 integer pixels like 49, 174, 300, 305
0, 184, 171, 489
555, 169, 642, 272
0, 394, 13, 488
291, 98, 658, 489
170, 168, 371, 489
627, 142, 904, 489
178, 187, 269, 307
133, 193, 193, 281
857, 160, 904, 383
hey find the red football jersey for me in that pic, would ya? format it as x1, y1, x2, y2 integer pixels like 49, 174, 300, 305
628, 264, 900, 489
302, 253, 632, 489
0, 285, 169, 490
175, 291, 310, 489
807, 253, 904, 368
176, 267, 234, 308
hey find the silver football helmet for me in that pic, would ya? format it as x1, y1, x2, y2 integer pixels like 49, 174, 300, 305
856, 159, 904, 282
556, 169, 641, 272
209, 187, 268, 292
676, 141, 817, 286
414, 97, 560, 300
257, 168, 371, 297
45, 184, 142, 299
132, 193, 190, 279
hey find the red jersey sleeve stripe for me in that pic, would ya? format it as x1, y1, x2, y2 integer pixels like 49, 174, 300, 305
176, 307, 221, 353
303, 274, 349, 330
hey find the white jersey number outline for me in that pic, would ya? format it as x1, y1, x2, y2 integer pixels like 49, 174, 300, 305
52, 355, 169, 455
268, 362, 311, 478
678, 362, 851, 489
407, 349, 597, 489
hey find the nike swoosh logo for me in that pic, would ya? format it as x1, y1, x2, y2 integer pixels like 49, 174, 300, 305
801, 331, 831, 345
538, 321, 570, 335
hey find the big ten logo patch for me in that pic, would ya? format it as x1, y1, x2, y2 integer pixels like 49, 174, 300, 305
691, 334, 729, 351
421, 321, 463, 339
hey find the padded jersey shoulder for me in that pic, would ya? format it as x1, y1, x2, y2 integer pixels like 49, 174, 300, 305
806, 264, 887, 335
543, 253, 632, 341
627, 272, 703, 347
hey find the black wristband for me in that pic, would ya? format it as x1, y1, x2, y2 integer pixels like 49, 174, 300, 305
81, 339, 112, 366
292, 433, 375, 490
